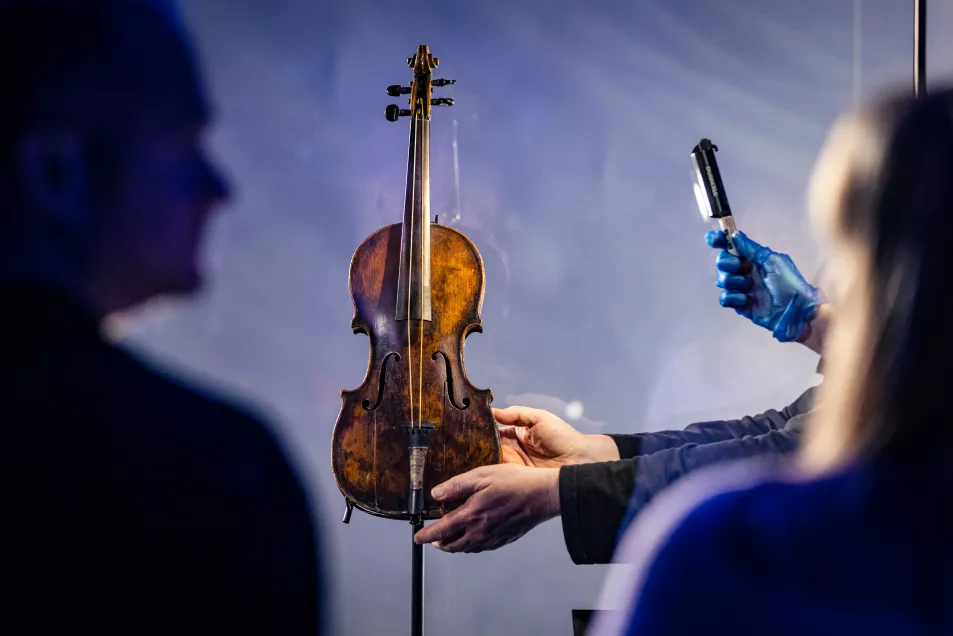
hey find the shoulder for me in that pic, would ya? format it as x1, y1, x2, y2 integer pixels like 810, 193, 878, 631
18, 326, 285, 457
103, 338, 275, 434
98, 341, 311, 504
101, 346, 322, 599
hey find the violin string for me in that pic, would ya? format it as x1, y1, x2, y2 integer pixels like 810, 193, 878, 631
407, 113, 417, 432
418, 301, 424, 429
418, 95, 429, 431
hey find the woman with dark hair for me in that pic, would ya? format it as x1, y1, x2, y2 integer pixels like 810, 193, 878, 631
591, 87, 953, 635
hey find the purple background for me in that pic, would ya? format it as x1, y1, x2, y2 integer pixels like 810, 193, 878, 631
113, 1, 950, 634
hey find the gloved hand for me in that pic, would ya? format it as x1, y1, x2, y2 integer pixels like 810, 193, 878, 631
706, 230, 824, 342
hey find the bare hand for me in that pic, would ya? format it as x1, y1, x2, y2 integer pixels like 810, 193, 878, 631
494, 406, 620, 468
412, 464, 560, 553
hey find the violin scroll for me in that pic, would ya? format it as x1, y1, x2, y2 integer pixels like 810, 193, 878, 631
384, 45, 455, 122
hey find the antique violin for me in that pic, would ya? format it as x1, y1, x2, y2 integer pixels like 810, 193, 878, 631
331, 45, 502, 521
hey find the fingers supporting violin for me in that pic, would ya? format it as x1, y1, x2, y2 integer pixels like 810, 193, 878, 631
414, 510, 466, 546
500, 440, 531, 465
499, 424, 531, 448
430, 467, 490, 503
492, 406, 542, 427
498, 425, 520, 439
426, 507, 494, 553
433, 528, 475, 553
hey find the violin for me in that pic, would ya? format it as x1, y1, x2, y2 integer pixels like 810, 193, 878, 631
331, 45, 502, 521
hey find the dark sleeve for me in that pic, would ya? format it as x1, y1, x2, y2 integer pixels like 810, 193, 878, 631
559, 427, 803, 565
606, 386, 818, 459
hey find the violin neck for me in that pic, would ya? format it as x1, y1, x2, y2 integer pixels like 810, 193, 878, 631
396, 112, 432, 322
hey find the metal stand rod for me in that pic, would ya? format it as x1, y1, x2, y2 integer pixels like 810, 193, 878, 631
411, 518, 424, 636
404, 424, 433, 636
915, 0, 926, 96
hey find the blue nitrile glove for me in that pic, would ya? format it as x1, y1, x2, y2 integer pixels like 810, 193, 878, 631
706, 230, 824, 342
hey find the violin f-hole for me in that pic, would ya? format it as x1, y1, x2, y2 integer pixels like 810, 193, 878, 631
363, 351, 400, 411
432, 351, 470, 410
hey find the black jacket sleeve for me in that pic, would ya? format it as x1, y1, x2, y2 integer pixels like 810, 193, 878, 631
559, 386, 817, 565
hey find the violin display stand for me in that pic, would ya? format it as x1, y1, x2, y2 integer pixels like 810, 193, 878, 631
341, 503, 427, 636
411, 517, 425, 636
406, 422, 434, 636
341, 420, 432, 636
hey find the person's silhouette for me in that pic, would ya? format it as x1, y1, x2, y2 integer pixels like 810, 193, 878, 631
0, 2, 322, 633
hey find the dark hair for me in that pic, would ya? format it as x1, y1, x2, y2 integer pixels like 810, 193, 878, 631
808, 86, 953, 465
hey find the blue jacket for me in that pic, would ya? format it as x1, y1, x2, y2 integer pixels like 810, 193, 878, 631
593, 456, 953, 635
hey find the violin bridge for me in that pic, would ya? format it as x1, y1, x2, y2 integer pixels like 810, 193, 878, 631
403, 422, 436, 517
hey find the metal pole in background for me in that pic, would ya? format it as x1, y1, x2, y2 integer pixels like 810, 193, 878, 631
915, 0, 926, 96
853, 0, 862, 108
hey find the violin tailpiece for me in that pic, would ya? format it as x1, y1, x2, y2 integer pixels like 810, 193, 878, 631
404, 422, 436, 516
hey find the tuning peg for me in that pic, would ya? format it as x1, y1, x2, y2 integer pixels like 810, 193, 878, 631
432, 97, 454, 107
432, 79, 456, 87
385, 104, 411, 121
387, 84, 412, 96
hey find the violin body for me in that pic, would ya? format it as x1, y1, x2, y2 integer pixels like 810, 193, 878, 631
332, 221, 501, 519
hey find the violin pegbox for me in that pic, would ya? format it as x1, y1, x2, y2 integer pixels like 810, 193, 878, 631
385, 45, 455, 122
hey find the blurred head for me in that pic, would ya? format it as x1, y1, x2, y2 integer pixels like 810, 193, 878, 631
0, 0, 229, 316
803, 86, 953, 470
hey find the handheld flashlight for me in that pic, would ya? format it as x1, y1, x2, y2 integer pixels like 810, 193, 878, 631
691, 138, 738, 255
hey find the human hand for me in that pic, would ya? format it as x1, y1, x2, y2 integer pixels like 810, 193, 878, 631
494, 406, 620, 468
707, 230, 825, 343
412, 464, 560, 552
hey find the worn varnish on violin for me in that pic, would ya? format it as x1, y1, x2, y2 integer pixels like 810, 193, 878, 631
331, 45, 501, 521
